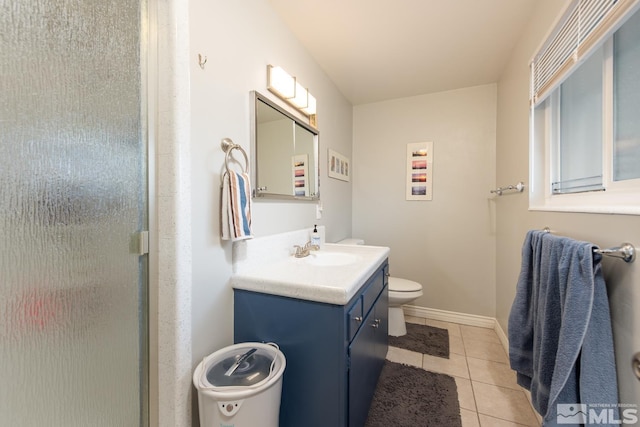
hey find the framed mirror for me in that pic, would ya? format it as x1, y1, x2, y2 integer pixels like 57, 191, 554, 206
250, 91, 319, 200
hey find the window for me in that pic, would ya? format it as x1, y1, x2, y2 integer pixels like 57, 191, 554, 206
530, 1, 640, 215
613, 10, 640, 182
554, 45, 603, 194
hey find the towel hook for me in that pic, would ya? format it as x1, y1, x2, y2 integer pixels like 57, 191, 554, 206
198, 54, 207, 70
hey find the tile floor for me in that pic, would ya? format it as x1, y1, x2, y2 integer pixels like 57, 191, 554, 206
386, 316, 542, 427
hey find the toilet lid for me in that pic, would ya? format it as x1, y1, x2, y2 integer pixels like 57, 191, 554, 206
388, 277, 422, 292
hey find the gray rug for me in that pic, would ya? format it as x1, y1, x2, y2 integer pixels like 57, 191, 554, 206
388, 323, 449, 358
365, 361, 462, 427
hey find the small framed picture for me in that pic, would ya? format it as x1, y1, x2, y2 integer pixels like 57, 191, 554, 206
406, 142, 433, 200
292, 154, 309, 197
328, 149, 350, 182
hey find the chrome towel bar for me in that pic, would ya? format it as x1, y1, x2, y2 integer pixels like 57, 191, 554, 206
542, 227, 635, 263
490, 181, 525, 196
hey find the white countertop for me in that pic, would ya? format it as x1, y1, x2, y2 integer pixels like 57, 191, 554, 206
231, 243, 390, 305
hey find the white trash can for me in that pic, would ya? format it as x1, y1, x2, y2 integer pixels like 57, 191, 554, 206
193, 342, 286, 427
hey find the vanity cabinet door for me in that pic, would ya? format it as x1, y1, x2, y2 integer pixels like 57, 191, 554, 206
348, 285, 388, 427
348, 308, 378, 427
372, 286, 389, 363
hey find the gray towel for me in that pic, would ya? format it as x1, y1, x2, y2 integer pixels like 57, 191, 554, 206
508, 230, 619, 426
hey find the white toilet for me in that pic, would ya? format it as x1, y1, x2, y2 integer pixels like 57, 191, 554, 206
336, 238, 423, 337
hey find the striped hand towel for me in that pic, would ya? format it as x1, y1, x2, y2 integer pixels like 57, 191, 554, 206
221, 171, 252, 241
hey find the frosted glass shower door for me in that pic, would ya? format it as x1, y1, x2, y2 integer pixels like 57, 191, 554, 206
0, 0, 149, 426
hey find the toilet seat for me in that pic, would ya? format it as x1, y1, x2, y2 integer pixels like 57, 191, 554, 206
388, 277, 422, 292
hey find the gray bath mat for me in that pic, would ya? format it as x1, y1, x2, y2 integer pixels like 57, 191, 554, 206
388, 323, 449, 358
365, 361, 461, 427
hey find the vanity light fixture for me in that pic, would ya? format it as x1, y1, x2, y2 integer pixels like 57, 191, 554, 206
267, 64, 317, 118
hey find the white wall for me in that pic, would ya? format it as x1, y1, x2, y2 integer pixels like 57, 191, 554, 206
496, 0, 640, 406
352, 85, 497, 317
186, 0, 353, 424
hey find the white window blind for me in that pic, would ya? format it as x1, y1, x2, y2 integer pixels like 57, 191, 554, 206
531, 0, 639, 106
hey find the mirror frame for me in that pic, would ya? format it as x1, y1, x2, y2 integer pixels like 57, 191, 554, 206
250, 90, 320, 201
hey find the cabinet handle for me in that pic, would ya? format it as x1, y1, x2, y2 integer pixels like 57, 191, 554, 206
371, 318, 381, 328
354, 316, 363, 322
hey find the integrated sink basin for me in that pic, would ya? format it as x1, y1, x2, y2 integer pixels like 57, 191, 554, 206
303, 251, 361, 266
231, 239, 390, 305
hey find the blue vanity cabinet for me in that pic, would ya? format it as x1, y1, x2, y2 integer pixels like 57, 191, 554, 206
233, 259, 389, 427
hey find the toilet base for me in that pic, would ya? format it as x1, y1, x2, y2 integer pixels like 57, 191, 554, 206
388, 306, 407, 336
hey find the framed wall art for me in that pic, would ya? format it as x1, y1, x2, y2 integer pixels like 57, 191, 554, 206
328, 149, 350, 182
292, 154, 309, 197
406, 141, 433, 200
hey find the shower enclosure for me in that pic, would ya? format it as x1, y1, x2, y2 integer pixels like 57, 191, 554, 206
1, 0, 150, 425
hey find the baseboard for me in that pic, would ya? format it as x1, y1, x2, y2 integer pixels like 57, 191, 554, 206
402, 305, 496, 329
493, 319, 509, 354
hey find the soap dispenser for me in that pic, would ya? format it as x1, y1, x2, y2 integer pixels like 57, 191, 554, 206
310, 225, 321, 248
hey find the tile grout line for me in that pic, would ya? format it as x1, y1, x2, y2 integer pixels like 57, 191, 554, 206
460, 329, 482, 427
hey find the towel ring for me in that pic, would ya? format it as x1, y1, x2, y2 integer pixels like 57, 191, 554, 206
221, 138, 249, 175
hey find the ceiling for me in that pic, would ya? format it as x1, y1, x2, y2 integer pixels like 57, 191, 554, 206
268, 0, 537, 105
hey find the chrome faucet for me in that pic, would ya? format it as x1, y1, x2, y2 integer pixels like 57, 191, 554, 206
293, 241, 320, 258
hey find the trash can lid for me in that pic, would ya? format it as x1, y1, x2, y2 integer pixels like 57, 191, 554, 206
205, 346, 276, 387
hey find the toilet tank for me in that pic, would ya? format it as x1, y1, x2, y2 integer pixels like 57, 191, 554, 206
336, 238, 364, 245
